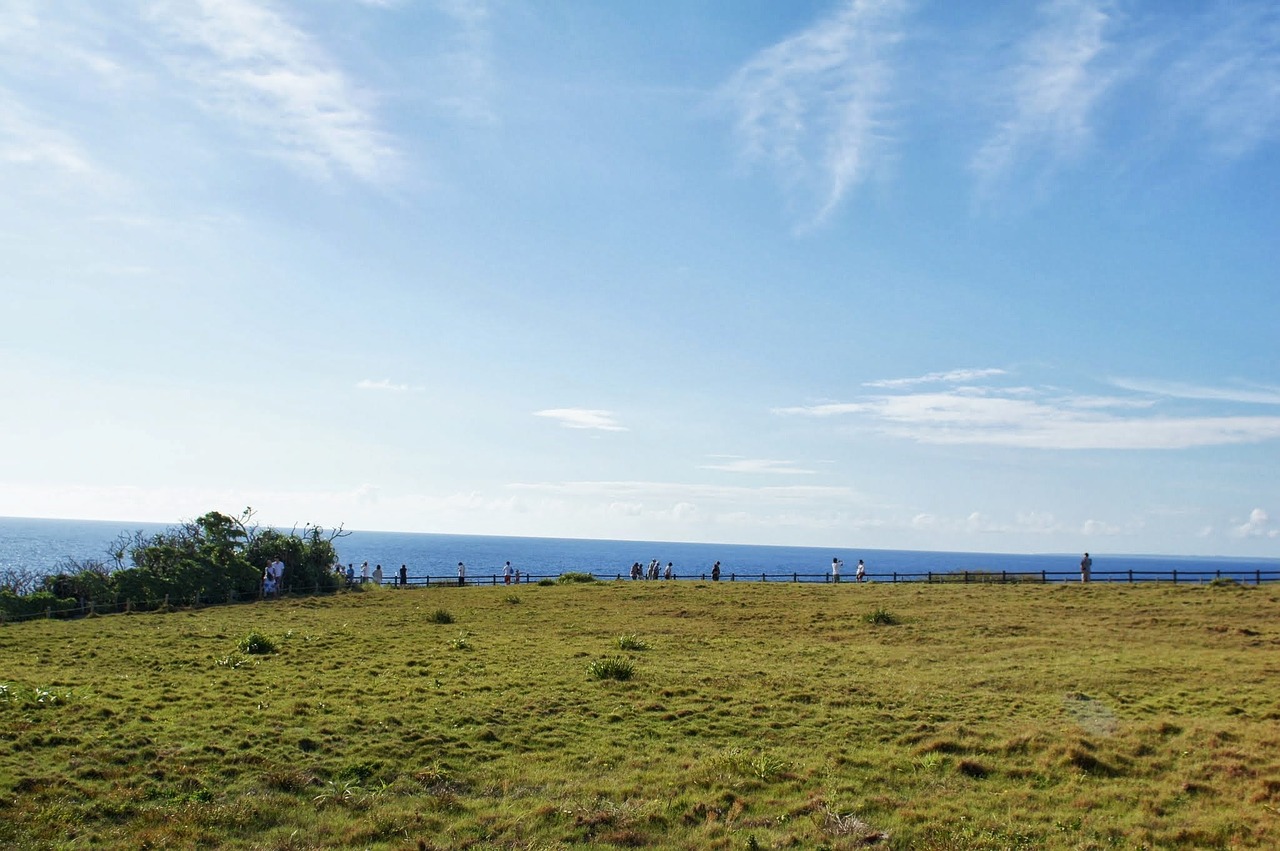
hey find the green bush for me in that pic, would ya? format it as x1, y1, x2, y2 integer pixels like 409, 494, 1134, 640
557, 572, 597, 584
617, 633, 649, 651
864, 607, 901, 626
429, 609, 454, 624
238, 632, 278, 655
537, 578, 556, 586
587, 656, 635, 681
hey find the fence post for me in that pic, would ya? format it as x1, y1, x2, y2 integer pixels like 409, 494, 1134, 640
761, 573, 766, 582
794, 572, 798, 583
1172, 569, 1178, 585
1041, 570, 1046, 583
893, 572, 897, 583
1257, 570, 1262, 585
46, 606, 52, 619
731, 573, 736, 582
1128, 569, 1133, 584
928, 571, 932, 583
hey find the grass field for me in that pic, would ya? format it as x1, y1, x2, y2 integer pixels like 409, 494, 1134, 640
1, 579, 1278, 849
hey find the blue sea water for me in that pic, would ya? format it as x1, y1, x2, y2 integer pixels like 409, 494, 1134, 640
2, 515, 1277, 586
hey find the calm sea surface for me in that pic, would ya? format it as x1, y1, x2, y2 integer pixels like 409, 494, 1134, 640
2, 516, 1276, 585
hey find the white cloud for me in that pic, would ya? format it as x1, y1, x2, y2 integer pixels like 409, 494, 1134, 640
972, 0, 1118, 192
533, 408, 627, 432
698, 457, 817, 475
775, 373, 1280, 449
433, 0, 497, 124
0, 88, 102, 180
1110, 377, 1280, 405
356, 378, 411, 392
1163, 2, 1280, 158
1231, 508, 1279, 539
147, 0, 399, 184
723, 0, 906, 224
864, 368, 1008, 388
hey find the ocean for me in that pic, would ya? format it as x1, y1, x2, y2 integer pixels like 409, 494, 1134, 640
2, 516, 1277, 586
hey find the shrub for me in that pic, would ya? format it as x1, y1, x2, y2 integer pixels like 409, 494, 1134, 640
449, 633, 473, 651
617, 633, 649, 651
238, 632, 278, 655
587, 656, 635, 681
429, 609, 454, 624
864, 607, 900, 626
537, 578, 556, 586
557, 572, 597, 584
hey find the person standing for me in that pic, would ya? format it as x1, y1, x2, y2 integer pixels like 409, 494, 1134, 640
831, 557, 843, 583
711, 561, 721, 581
360, 561, 370, 585
1080, 552, 1092, 583
503, 561, 513, 585
457, 561, 466, 587
372, 564, 383, 586
399, 564, 408, 587
664, 562, 673, 580
856, 559, 866, 582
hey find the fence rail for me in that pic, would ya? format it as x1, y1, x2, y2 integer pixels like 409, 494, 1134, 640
3, 568, 1276, 624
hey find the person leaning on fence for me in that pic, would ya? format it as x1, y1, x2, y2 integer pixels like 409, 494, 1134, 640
856, 559, 866, 582
1080, 552, 1092, 583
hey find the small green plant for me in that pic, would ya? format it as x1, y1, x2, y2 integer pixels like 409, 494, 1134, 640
557, 571, 597, 584
312, 779, 360, 808
214, 654, 256, 669
864, 607, 900, 626
449, 632, 473, 651
537, 578, 556, 586
616, 633, 649, 651
587, 656, 634, 681
238, 631, 277, 654
504, 594, 521, 604
429, 609, 454, 624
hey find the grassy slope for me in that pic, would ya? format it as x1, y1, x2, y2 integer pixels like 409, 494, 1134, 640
1, 581, 1278, 850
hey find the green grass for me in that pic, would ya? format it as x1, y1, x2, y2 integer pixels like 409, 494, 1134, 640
1, 581, 1279, 849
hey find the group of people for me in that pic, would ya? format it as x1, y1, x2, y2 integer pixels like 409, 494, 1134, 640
336, 561, 410, 588
262, 557, 285, 597
831, 557, 867, 583
630, 559, 674, 580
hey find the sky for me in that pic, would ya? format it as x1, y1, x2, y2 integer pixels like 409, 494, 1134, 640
1, 0, 1278, 556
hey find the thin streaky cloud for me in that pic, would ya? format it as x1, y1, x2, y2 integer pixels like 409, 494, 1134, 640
1163, 2, 1280, 157
534, 408, 627, 432
775, 385, 1280, 449
971, 0, 1117, 192
698, 458, 817, 475
147, 0, 399, 185
864, 367, 1008, 388
356, 378, 411, 392
433, 0, 498, 125
723, 0, 906, 224
1110, 377, 1280, 406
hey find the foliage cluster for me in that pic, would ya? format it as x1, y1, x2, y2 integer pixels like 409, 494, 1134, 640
3, 509, 343, 620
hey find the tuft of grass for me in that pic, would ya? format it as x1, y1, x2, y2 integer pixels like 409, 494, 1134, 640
504, 594, 521, 605
536, 578, 556, 586
616, 633, 649, 651
238, 631, 277, 654
449, 632, 473, 651
864, 607, 900, 625
428, 608, 454, 624
587, 656, 634, 681
557, 572, 597, 584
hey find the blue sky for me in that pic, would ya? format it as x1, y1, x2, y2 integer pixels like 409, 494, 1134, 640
2, 0, 1278, 556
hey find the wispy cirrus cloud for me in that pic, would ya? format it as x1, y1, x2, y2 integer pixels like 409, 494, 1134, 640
356, 378, 411, 392
723, 0, 906, 225
699, 456, 817, 475
147, 0, 399, 185
971, 0, 1118, 193
775, 372, 1280, 450
1111, 377, 1280, 405
534, 408, 627, 432
0, 89, 99, 178
1163, 2, 1280, 158
864, 367, 1008, 388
